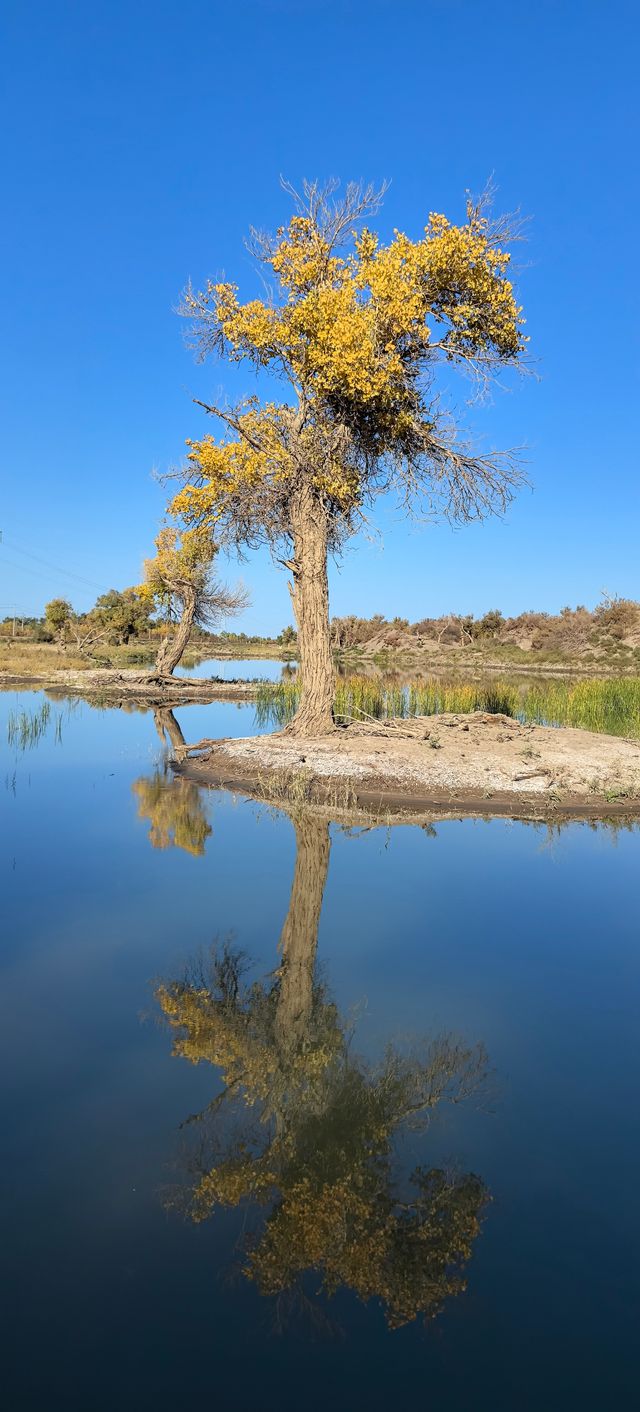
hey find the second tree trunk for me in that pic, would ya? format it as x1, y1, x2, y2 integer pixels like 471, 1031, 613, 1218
155, 591, 196, 676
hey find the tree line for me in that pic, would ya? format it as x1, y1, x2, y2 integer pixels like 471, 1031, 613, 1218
7, 592, 637, 667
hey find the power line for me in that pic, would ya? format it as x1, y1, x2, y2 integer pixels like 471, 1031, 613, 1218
0, 535, 110, 593
0, 554, 82, 586
2, 536, 109, 590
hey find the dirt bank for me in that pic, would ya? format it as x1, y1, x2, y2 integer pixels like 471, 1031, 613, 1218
175, 712, 640, 821
0, 668, 259, 705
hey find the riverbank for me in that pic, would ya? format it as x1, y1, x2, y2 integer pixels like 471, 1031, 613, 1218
3, 635, 640, 685
0, 639, 295, 679
174, 713, 640, 822
0, 667, 259, 704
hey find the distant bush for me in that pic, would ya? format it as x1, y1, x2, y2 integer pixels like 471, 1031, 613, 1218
474, 609, 504, 639
593, 595, 640, 641
328, 597, 640, 659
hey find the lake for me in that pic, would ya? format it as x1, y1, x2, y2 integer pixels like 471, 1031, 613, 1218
2, 685, 639, 1411
180, 654, 296, 682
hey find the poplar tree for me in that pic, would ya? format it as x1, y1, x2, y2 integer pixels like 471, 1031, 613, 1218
172, 181, 528, 734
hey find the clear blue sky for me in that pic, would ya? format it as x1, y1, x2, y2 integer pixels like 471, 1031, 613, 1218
1, 0, 638, 632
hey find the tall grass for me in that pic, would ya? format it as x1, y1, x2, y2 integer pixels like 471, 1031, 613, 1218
255, 674, 640, 738
406, 680, 520, 718
520, 678, 640, 737
255, 677, 520, 728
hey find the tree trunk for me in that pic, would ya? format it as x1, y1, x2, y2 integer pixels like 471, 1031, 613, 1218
155, 592, 196, 676
286, 486, 335, 736
275, 815, 331, 1060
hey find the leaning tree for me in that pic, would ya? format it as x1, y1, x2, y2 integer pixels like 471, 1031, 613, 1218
171, 180, 529, 734
141, 526, 248, 677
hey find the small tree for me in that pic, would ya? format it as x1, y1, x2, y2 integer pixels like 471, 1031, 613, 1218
44, 597, 73, 646
171, 180, 528, 734
142, 527, 248, 676
594, 593, 640, 641
92, 587, 152, 644
475, 609, 504, 640
458, 614, 476, 646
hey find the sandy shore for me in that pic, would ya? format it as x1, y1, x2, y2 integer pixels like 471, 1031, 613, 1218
175, 712, 640, 821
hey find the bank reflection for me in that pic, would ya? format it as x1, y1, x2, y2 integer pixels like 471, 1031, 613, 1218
157, 808, 490, 1329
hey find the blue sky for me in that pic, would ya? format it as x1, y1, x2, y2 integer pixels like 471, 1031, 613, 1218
1, 0, 638, 632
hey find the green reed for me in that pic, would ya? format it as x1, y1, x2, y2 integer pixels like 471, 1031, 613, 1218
255, 676, 521, 728
6, 700, 65, 751
407, 680, 520, 718
520, 678, 640, 737
255, 675, 640, 737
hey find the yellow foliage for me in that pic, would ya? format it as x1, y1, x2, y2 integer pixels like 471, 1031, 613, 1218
174, 191, 526, 533
142, 525, 217, 599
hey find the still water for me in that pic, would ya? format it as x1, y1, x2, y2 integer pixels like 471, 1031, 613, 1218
180, 655, 296, 681
1, 688, 639, 1411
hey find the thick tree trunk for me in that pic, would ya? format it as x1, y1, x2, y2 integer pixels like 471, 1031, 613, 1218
155, 592, 196, 676
286, 486, 335, 736
275, 815, 331, 1060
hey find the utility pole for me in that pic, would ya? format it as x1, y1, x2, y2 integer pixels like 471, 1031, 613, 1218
0, 605, 18, 637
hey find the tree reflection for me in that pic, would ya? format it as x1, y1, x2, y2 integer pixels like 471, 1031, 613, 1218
132, 710, 212, 855
158, 812, 489, 1328
153, 706, 188, 756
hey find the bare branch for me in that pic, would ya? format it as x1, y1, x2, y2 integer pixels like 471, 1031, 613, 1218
247, 177, 390, 264
192, 398, 266, 453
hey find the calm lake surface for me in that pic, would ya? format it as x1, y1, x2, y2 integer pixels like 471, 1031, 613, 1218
2, 687, 639, 1411
181, 654, 296, 681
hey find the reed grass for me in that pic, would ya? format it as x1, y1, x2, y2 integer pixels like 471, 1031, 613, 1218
520, 678, 640, 737
7, 701, 52, 749
255, 675, 640, 738
6, 700, 67, 750
255, 676, 520, 728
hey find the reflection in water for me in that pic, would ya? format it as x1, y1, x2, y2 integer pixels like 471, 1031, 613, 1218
152, 706, 188, 755
132, 710, 212, 855
158, 812, 489, 1328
